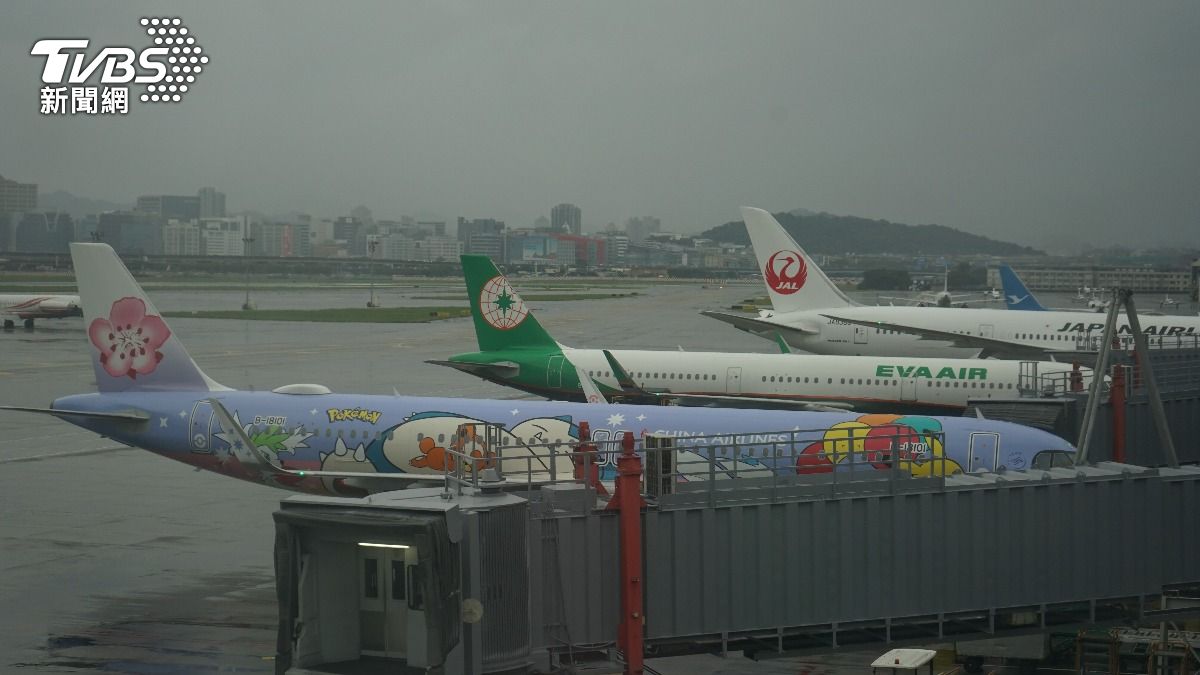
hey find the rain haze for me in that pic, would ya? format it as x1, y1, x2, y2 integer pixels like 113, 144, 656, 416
2, 1, 1198, 251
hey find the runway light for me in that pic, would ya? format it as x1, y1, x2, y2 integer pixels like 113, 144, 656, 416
358, 542, 410, 549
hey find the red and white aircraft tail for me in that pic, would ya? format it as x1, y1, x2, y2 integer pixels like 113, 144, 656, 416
740, 206, 857, 313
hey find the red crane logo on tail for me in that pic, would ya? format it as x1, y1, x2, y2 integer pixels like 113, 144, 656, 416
764, 250, 807, 295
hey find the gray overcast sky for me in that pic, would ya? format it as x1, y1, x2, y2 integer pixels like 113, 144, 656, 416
2, 1, 1198, 251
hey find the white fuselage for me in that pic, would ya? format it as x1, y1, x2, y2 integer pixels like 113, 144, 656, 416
0, 294, 81, 320
747, 306, 1200, 358
562, 346, 1087, 411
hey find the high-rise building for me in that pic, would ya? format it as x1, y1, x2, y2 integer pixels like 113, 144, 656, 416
97, 211, 162, 255
163, 220, 203, 256
199, 216, 247, 256
457, 217, 506, 259
136, 194, 200, 220
0, 175, 37, 213
551, 203, 582, 235
253, 222, 311, 257
14, 212, 74, 253
197, 187, 226, 218
624, 216, 661, 243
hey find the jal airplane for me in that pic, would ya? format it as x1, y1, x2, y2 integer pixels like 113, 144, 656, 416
702, 208, 1200, 358
431, 255, 1092, 414
1, 293, 81, 328
0, 243, 1078, 497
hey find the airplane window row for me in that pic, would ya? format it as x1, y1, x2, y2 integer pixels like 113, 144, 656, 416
763, 376, 837, 384
1018, 333, 1070, 341
244, 426, 400, 442
589, 370, 718, 381
755, 378, 1016, 390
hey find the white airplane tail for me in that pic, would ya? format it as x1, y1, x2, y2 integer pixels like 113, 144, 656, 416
70, 243, 228, 393
740, 207, 856, 312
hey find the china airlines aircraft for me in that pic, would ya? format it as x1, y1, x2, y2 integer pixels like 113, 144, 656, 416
1, 293, 81, 328
0, 243, 1078, 497
702, 208, 1200, 358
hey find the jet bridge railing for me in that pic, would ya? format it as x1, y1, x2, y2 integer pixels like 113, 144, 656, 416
434, 422, 955, 505
1017, 361, 1096, 398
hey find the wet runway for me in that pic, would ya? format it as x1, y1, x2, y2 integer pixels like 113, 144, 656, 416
0, 281, 784, 673
1, 280, 1191, 672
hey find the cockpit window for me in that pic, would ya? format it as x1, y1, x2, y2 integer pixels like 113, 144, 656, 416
1031, 450, 1074, 470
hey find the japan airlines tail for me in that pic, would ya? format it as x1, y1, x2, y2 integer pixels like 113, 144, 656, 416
740, 206, 857, 313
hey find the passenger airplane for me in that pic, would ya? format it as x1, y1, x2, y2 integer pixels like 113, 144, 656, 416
0, 243, 1078, 497
1000, 265, 1162, 316
1, 293, 81, 328
431, 255, 1092, 414
702, 208, 1200, 358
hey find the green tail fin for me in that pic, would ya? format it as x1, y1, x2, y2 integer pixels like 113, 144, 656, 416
460, 255, 558, 352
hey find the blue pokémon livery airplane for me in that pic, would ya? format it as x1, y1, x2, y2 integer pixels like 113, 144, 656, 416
0, 244, 1078, 497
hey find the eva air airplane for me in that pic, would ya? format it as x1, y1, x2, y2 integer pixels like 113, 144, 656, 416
431, 256, 1091, 414
0, 244, 1078, 497
702, 208, 1200, 359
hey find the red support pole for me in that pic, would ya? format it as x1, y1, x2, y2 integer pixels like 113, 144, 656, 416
612, 432, 645, 675
572, 421, 608, 496
1110, 365, 1126, 463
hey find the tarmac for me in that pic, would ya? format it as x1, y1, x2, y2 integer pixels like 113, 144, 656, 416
1, 281, 1175, 673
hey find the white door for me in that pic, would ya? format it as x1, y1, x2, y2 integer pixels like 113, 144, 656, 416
978, 324, 994, 338
359, 545, 412, 659
900, 378, 918, 401
726, 367, 742, 394
968, 432, 1000, 473
853, 326, 869, 344
187, 400, 215, 453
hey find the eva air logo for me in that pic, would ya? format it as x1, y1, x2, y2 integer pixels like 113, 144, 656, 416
479, 276, 528, 330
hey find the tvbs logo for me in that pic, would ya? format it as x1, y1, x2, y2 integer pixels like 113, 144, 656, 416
31, 18, 207, 115
764, 249, 807, 295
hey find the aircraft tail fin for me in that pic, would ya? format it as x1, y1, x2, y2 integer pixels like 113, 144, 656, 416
740, 207, 856, 312
999, 265, 1046, 311
70, 243, 229, 393
461, 255, 558, 352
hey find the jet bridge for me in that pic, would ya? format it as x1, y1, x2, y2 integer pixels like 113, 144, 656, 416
271, 430, 1200, 675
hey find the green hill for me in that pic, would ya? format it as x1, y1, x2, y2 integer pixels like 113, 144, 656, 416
702, 210, 1042, 256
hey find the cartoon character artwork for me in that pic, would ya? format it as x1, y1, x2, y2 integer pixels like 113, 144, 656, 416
795, 414, 963, 477
308, 412, 582, 493
87, 297, 171, 379
208, 410, 316, 485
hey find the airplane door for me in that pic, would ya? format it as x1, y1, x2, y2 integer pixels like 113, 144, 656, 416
359, 545, 410, 659
978, 324, 994, 338
853, 326, 869, 344
968, 432, 999, 473
726, 367, 742, 394
187, 400, 215, 453
900, 378, 918, 401
546, 355, 564, 389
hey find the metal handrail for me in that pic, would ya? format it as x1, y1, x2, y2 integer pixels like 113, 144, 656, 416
432, 422, 961, 502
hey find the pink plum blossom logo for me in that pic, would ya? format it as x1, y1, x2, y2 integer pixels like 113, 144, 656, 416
88, 297, 171, 379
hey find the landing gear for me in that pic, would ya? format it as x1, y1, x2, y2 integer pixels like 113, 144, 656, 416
2, 319, 13, 330
23, 318, 35, 329
963, 656, 985, 673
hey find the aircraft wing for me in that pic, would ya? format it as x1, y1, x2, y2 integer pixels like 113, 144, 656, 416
654, 393, 856, 412
425, 359, 520, 378
819, 314, 1050, 360
699, 311, 817, 342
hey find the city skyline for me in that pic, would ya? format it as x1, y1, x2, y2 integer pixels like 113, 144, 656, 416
3, 2, 1199, 251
